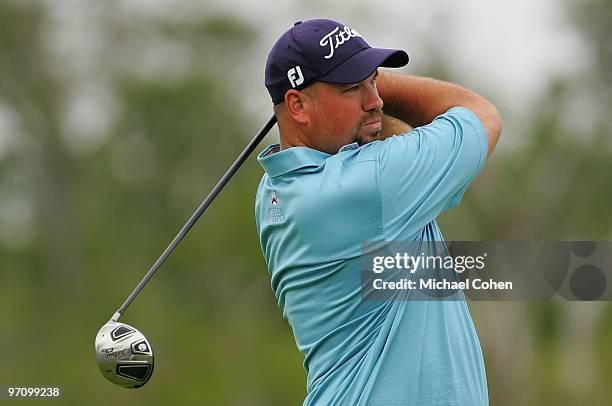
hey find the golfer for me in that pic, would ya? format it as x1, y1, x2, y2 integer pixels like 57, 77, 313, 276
255, 18, 502, 405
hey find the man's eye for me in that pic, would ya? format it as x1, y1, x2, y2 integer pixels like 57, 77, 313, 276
344, 85, 359, 92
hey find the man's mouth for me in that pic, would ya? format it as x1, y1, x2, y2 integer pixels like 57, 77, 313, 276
363, 118, 383, 134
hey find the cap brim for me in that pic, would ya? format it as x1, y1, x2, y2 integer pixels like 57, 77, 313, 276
319, 47, 409, 84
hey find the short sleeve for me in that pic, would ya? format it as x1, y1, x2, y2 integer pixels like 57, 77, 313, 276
375, 107, 488, 237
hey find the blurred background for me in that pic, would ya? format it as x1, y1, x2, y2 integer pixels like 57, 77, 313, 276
1, 0, 611, 404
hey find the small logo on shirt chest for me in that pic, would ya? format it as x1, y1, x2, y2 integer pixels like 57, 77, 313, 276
268, 191, 285, 224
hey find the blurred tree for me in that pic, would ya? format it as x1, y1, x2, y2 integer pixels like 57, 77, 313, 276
438, 1, 612, 405
0, 1, 304, 405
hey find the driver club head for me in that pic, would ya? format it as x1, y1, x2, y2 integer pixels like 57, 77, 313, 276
95, 321, 154, 388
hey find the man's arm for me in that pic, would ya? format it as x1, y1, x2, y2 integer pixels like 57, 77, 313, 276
377, 70, 503, 156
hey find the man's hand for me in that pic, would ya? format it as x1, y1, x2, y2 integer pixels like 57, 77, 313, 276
381, 114, 413, 139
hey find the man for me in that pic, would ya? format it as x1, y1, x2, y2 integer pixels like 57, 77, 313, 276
255, 18, 502, 405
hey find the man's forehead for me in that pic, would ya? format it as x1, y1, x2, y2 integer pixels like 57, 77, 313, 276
308, 69, 379, 92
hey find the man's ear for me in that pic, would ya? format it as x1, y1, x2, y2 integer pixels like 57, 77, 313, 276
284, 89, 311, 125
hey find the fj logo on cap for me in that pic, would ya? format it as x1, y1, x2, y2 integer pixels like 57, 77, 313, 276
287, 66, 304, 88
320, 26, 364, 60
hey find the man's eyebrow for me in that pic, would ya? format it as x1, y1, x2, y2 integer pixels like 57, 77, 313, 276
337, 70, 379, 91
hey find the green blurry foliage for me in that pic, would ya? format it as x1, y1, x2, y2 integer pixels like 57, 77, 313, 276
0, 2, 303, 405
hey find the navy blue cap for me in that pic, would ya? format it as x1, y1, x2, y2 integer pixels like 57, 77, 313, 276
265, 19, 409, 104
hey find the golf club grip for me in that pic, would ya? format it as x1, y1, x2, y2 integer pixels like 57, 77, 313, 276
112, 114, 277, 321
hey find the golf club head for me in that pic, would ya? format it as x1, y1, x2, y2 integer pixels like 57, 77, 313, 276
95, 321, 154, 388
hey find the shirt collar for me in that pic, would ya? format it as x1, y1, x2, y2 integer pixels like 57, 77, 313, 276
338, 142, 359, 152
257, 142, 360, 178
257, 144, 330, 178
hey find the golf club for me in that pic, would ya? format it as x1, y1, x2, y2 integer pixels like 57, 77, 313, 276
95, 114, 277, 388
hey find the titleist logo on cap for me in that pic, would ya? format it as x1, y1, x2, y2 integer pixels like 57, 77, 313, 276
319, 26, 364, 60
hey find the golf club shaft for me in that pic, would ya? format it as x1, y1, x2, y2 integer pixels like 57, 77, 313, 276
111, 115, 277, 322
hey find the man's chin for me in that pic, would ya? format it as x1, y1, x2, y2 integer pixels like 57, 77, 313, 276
356, 131, 383, 146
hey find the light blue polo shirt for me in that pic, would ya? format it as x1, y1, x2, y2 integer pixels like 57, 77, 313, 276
255, 107, 489, 405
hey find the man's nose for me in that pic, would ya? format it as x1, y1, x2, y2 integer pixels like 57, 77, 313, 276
363, 85, 384, 112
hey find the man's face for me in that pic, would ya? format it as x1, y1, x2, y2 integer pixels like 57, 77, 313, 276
304, 70, 384, 153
